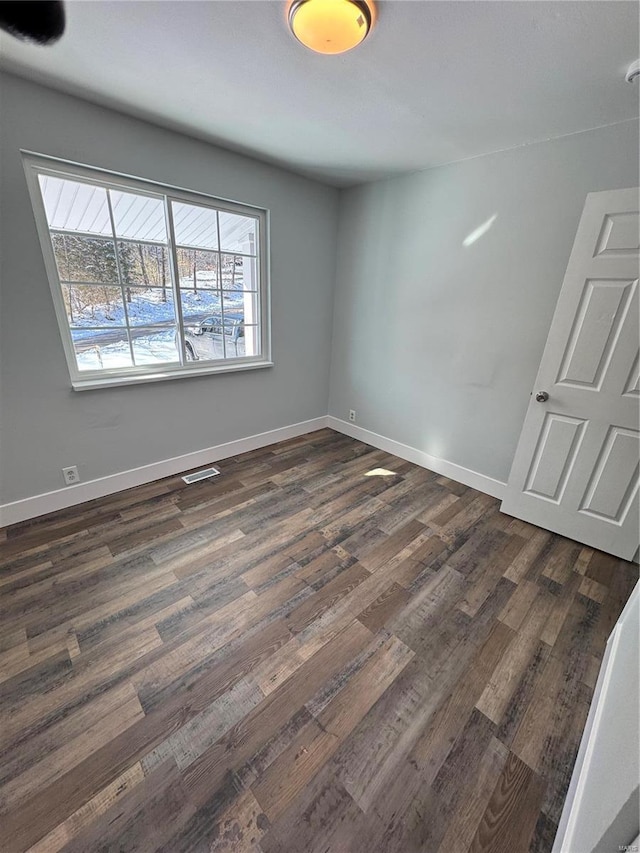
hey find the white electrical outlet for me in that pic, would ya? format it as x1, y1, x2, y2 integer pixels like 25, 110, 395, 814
349, 409, 356, 422
62, 466, 80, 486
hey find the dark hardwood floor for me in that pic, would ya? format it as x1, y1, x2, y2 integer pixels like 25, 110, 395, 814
0, 428, 636, 853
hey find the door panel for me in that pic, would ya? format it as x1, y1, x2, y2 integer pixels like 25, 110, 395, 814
556, 279, 635, 388
502, 188, 640, 559
595, 211, 640, 255
579, 427, 639, 522
623, 354, 640, 396
523, 414, 586, 501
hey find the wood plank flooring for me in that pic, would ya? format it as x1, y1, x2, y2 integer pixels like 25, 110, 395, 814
0, 428, 637, 852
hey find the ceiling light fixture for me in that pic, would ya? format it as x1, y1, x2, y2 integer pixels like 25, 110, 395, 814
288, 0, 374, 55
625, 59, 640, 83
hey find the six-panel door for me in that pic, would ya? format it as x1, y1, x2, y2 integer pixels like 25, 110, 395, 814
502, 188, 640, 560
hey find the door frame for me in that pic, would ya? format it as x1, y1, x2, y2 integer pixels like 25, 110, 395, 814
552, 582, 639, 852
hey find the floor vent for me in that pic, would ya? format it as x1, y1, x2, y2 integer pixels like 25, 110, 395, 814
181, 467, 221, 484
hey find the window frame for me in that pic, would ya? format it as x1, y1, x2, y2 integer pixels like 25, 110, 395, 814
22, 151, 272, 391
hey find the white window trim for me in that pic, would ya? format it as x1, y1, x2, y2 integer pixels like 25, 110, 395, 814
22, 151, 273, 390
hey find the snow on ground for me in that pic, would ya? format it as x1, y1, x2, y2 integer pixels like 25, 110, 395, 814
75, 329, 246, 370
70, 284, 244, 336
70, 278, 249, 370
76, 330, 180, 371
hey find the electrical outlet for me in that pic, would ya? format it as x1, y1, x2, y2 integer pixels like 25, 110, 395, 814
349, 409, 356, 422
62, 466, 80, 486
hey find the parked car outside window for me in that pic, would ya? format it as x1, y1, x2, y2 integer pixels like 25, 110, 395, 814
183, 312, 245, 359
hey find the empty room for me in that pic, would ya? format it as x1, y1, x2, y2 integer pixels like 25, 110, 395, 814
0, 1, 638, 851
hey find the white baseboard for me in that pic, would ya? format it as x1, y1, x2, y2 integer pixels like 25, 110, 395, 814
328, 416, 507, 500
0, 417, 329, 527
0, 415, 507, 527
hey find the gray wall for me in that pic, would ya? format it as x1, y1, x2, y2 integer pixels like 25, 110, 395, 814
0, 72, 339, 504
328, 120, 639, 483
2, 70, 638, 507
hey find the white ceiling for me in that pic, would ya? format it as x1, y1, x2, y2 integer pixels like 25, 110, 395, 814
1, 0, 638, 186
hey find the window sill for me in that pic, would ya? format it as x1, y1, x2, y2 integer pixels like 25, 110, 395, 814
71, 359, 274, 391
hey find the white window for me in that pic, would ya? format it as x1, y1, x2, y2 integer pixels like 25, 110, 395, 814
23, 153, 271, 390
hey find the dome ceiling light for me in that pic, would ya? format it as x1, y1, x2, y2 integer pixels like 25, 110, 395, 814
625, 59, 640, 83
288, 0, 375, 55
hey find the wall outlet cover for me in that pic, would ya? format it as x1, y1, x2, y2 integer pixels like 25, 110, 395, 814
62, 466, 80, 485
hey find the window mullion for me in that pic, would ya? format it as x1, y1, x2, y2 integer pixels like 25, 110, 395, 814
105, 188, 135, 366
216, 213, 226, 360
165, 197, 187, 366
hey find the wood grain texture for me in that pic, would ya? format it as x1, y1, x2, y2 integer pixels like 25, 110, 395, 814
0, 428, 636, 852
469, 751, 547, 853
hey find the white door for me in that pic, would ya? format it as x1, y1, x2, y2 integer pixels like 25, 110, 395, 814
502, 188, 639, 560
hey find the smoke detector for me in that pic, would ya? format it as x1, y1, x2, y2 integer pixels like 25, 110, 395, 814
625, 60, 640, 83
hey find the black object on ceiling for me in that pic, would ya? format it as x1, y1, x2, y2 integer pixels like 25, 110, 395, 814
0, 1, 65, 45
